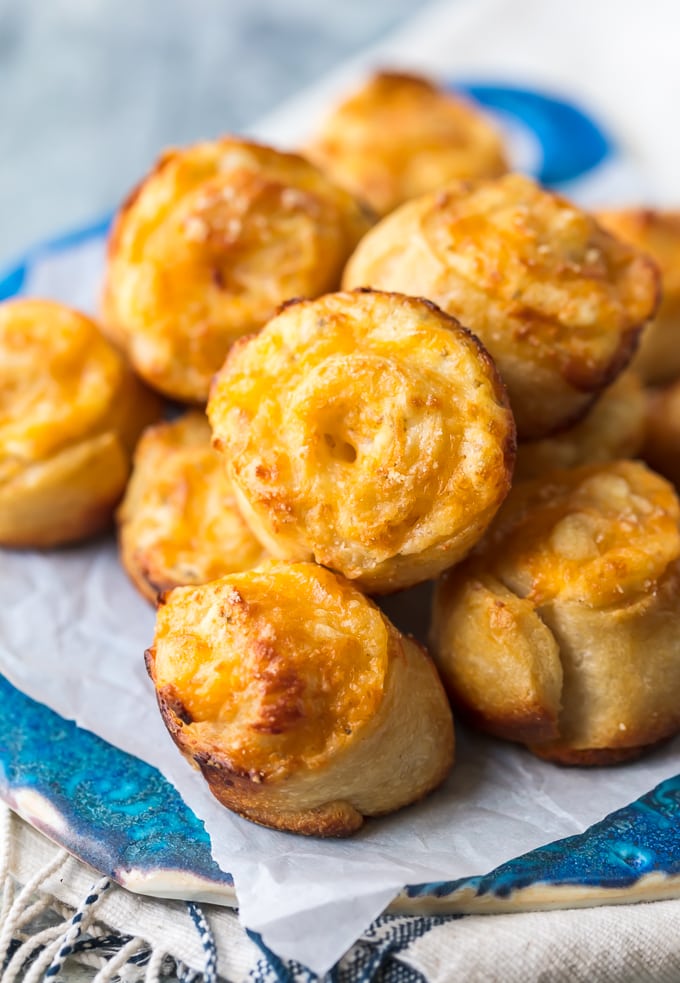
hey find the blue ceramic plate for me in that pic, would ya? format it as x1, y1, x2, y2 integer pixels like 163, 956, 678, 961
1, 82, 679, 916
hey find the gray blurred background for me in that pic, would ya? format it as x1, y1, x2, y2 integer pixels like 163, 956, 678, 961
0, 0, 415, 267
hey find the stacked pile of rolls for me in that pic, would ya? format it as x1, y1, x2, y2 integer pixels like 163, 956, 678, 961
4, 71, 680, 837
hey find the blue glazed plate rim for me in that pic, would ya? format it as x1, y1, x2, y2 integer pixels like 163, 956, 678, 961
0, 212, 113, 302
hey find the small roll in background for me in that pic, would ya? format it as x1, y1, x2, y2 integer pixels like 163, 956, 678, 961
643, 379, 680, 489
515, 371, 646, 481
596, 209, 680, 385
305, 70, 507, 217
592, 211, 680, 490
0, 298, 162, 548
118, 411, 268, 605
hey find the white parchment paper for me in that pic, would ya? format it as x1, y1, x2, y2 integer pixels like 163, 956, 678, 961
4, 0, 680, 972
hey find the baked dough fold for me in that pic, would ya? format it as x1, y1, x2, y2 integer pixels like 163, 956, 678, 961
0, 299, 162, 547
343, 174, 659, 439
118, 411, 267, 604
208, 289, 516, 593
431, 460, 680, 763
305, 71, 507, 216
102, 138, 373, 402
146, 561, 454, 836
515, 371, 646, 481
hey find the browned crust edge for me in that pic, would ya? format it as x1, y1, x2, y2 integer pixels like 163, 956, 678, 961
527, 739, 669, 767
119, 539, 178, 607
196, 757, 364, 837
145, 648, 365, 837
449, 691, 560, 747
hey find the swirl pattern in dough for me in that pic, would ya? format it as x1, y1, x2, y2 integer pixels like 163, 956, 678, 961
305, 71, 507, 216
344, 174, 660, 439
118, 411, 268, 604
0, 299, 162, 548
431, 460, 680, 764
146, 561, 454, 836
208, 289, 516, 593
102, 138, 373, 403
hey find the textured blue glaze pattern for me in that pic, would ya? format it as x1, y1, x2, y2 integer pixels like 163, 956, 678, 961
0, 675, 232, 887
405, 775, 680, 900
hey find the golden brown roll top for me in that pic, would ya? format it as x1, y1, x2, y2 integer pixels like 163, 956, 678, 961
0, 298, 162, 548
118, 411, 268, 604
596, 209, 680, 384
146, 561, 454, 836
208, 289, 515, 593
343, 174, 660, 440
486, 461, 679, 606
305, 70, 508, 216
431, 460, 680, 764
101, 137, 373, 403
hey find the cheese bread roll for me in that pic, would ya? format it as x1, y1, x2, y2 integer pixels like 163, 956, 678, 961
643, 380, 680, 489
305, 71, 507, 217
344, 174, 659, 439
146, 561, 454, 836
102, 138, 372, 403
0, 299, 162, 548
431, 460, 680, 764
515, 371, 646, 481
208, 289, 515, 593
596, 209, 680, 384
118, 411, 267, 604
